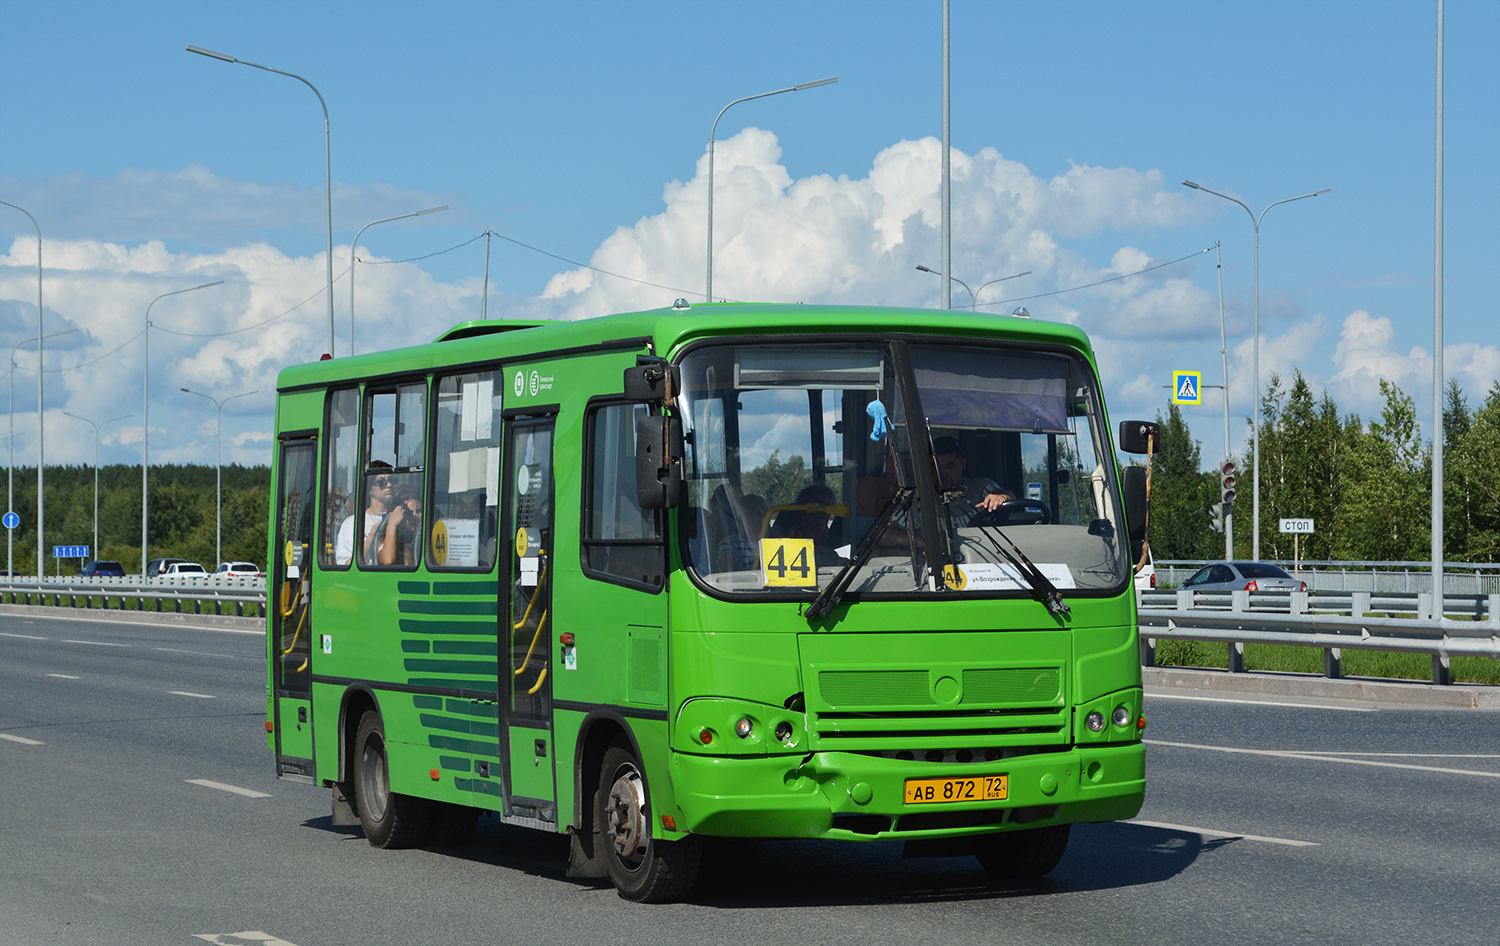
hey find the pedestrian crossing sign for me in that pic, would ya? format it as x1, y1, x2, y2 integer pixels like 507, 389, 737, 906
1172, 371, 1202, 405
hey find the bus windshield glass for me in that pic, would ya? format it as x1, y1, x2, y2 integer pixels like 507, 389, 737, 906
678, 339, 1129, 598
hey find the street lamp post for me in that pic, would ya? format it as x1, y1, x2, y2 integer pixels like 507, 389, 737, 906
179, 387, 257, 567
916, 265, 1031, 310
0, 200, 45, 576
1182, 180, 1330, 560
349, 205, 448, 356
187, 45, 335, 357
7, 329, 78, 576
142, 281, 223, 578
60, 411, 129, 561
706, 76, 837, 303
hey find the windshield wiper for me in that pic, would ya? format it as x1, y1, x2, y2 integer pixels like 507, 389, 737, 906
805, 487, 913, 621
967, 516, 1071, 617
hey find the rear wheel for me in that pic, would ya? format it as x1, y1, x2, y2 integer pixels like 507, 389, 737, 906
597, 741, 701, 902
353, 711, 431, 848
973, 824, 1071, 879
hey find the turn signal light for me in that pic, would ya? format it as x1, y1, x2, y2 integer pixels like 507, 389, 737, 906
1137, 715, 1148, 730
430, 769, 440, 780
698, 728, 715, 745
264, 721, 274, 732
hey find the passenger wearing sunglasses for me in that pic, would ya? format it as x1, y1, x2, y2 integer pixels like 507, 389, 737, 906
333, 461, 396, 566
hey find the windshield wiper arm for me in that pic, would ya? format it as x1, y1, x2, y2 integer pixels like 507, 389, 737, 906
970, 519, 1070, 616
805, 487, 913, 621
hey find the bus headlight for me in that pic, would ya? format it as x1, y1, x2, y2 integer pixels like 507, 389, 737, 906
1112, 706, 1131, 728
734, 718, 753, 739
1086, 711, 1106, 732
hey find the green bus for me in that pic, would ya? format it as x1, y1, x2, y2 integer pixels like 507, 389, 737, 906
267, 302, 1156, 901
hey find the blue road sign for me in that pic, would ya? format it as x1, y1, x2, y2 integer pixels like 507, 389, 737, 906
52, 545, 89, 559
2, 512, 17, 530
1172, 370, 1202, 405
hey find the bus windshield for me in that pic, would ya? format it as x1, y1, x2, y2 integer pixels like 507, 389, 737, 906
678, 339, 1130, 599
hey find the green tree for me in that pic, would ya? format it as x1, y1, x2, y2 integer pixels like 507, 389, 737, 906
1334, 380, 1431, 561
1145, 403, 1220, 559
1452, 382, 1500, 560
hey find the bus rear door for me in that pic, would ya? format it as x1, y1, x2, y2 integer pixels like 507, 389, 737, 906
272, 434, 317, 779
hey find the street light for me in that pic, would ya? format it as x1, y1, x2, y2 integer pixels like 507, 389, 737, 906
142, 281, 223, 578
180, 387, 258, 567
349, 205, 448, 356
7, 328, 78, 576
0, 200, 45, 576
1182, 179, 1330, 560
916, 265, 1031, 310
706, 76, 837, 303
60, 411, 129, 561
187, 44, 335, 357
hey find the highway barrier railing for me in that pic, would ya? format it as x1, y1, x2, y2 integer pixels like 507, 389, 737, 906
1137, 588, 1500, 686
0, 575, 266, 619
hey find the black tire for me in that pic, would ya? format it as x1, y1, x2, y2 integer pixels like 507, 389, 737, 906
597, 741, 701, 902
972, 824, 1071, 879
353, 710, 431, 849
426, 802, 480, 847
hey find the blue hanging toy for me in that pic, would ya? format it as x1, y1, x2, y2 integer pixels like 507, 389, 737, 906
867, 400, 892, 441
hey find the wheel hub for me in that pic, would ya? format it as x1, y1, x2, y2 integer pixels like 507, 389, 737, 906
605, 768, 647, 860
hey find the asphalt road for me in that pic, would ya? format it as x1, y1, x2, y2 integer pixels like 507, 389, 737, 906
2, 613, 1498, 946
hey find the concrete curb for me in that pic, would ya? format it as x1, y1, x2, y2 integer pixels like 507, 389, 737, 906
0, 602, 262, 632
1143, 666, 1500, 709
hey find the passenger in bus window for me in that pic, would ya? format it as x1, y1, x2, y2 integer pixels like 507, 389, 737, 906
388, 484, 423, 566
334, 460, 394, 566
769, 483, 847, 566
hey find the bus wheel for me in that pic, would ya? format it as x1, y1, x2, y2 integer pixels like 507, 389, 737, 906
972, 824, 1071, 879
597, 742, 701, 902
353, 711, 431, 849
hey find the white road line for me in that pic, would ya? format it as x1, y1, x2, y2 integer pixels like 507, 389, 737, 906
156, 647, 250, 658
0, 733, 45, 746
1146, 739, 1500, 779
47, 673, 80, 680
1146, 692, 1375, 712
186, 779, 271, 798
193, 932, 303, 945
63, 639, 128, 647
1129, 819, 1319, 847
0, 631, 46, 640
171, 691, 217, 699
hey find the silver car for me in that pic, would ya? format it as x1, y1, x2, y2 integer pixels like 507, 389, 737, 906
1179, 561, 1306, 593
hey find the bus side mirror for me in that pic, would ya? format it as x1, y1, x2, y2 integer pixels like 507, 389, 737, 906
1122, 466, 1148, 543
624, 359, 680, 402
636, 413, 684, 509
1118, 420, 1163, 456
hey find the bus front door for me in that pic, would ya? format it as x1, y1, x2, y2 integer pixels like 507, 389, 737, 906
272, 436, 317, 780
501, 415, 557, 823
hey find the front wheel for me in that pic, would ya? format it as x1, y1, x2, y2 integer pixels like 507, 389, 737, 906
353, 711, 431, 849
972, 824, 1070, 879
597, 742, 701, 902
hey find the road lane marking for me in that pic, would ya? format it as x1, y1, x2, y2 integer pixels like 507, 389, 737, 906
47, 673, 80, 679
1129, 819, 1319, 847
171, 691, 217, 699
1146, 692, 1375, 712
193, 933, 303, 945
63, 639, 128, 647
1, 733, 44, 746
1146, 739, 1500, 779
186, 779, 271, 798
0, 631, 46, 640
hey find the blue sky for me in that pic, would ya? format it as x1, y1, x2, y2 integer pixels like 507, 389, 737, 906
1, 0, 1495, 471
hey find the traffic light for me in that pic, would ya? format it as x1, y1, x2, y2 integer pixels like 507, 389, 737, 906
1209, 502, 1225, 534
1220, 460, 1237, 507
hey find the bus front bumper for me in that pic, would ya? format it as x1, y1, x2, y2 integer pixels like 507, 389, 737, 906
668, 741, 1144, 840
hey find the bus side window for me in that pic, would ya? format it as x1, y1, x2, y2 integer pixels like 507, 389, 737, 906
429, 370, 502, 571
320, 387, 360, 569
582, 401, 664, 591
360, 381, 427, 569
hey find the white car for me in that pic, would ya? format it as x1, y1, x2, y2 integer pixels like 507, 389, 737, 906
215, 561, 264, 577
1133, 548, 1156, 591
162, 562, 208, 577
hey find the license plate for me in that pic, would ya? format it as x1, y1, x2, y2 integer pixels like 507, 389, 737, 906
903, 774, 1008, 805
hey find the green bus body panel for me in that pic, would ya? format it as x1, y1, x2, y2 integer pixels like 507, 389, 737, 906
268, 303, 1142, 845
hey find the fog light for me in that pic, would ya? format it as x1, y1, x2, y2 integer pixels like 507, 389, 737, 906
775, 721, 794, 742
1086, 711, 1105, 732
734, 717, 753, 739
1112, 706, 1131, 727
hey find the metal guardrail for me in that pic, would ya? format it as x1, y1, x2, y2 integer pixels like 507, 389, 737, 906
0, 576, 266, 618
1137, 588, 1500, 685
1157, 559, 1500, 596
